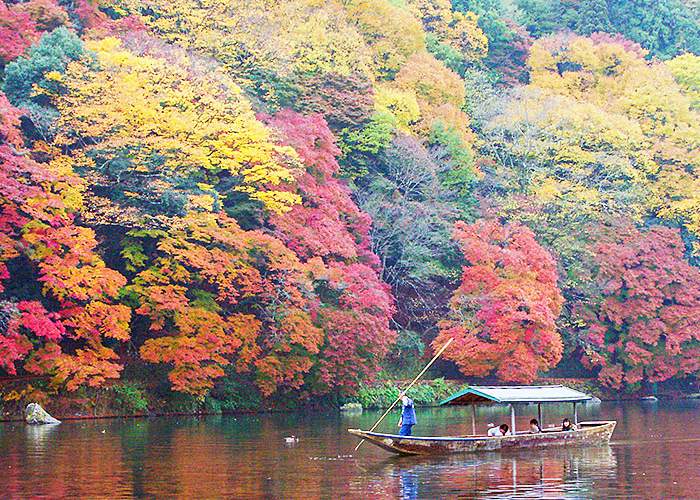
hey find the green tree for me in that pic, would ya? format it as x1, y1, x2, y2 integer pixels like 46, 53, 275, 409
576, 0, 612, 35
2, 26, 87, 136
516, 0, 700, 59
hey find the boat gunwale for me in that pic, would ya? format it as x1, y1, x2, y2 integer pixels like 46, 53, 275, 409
351, 420, 616, 442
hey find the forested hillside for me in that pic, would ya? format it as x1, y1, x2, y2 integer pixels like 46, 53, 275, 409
2, 0, 700, 411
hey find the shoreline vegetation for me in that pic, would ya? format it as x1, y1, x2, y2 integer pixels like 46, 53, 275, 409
2, 376, 693, 423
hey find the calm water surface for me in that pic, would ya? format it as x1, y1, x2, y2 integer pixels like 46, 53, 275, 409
1, 401, 700, 499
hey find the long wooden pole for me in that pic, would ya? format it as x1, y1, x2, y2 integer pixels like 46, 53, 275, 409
354, 337, 454, 451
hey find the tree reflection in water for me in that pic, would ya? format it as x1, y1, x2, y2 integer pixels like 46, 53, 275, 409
378, 446, 616, 500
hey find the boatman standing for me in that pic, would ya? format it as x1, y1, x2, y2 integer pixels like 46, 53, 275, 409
397, 392, 417, 436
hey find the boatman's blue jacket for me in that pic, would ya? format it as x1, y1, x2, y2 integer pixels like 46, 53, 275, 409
401, 397, 417, 425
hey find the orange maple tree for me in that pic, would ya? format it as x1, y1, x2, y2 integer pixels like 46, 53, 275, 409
122, 213, 323, 396
0, 92, 131, 390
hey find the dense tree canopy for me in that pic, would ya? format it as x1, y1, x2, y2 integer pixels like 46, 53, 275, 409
579, 223, 700, 390
3, 0, 700, 404
516, 0, 700, 59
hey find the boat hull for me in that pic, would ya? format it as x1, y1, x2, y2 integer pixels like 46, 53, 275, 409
349, 420, 616, 455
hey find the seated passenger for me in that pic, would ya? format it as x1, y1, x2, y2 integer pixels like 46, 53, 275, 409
499, 424, 511, 436
562, 418, 576, 431
486, 423, 501, 436
529, 418, 542, 433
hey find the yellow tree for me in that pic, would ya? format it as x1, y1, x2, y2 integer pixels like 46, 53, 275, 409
97, 0, 376, 82
439, 11, 489, 63
525, 34, 700, 256
53, 36, 300, 225
406, 0, 488, 64
394, 51, 465, 108
393, 51, 475, 147
667, 53, 700, 109
343, 0, 425, 78
373, 84, 421, 132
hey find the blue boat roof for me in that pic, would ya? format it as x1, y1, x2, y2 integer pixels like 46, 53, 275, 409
439, 385, 593, 405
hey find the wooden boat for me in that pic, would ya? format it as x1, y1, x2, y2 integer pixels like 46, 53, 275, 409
348, 420, 616, 455
349, 385, 616, 456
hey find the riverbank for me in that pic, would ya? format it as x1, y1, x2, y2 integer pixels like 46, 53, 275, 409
1, 376, 692, 422
0, 377, 457, 422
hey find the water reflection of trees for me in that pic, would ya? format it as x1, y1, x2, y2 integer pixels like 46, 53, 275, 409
1, 414, 363, 500
376, 446, 616, 500
0, 421, 135, 499
595, 401, 700, 500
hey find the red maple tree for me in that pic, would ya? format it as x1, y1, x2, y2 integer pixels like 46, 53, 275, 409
433, 219, 564, 382
579, 222, 700, 390
264, 111, 395, 394
0, 3, 40, 64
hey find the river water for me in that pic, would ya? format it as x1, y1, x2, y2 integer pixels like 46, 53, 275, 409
1, 400, 700, 499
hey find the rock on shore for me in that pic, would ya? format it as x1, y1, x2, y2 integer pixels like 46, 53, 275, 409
25, 403, 61, 425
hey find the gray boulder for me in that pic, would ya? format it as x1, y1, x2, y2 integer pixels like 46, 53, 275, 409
25, 403, 61, 425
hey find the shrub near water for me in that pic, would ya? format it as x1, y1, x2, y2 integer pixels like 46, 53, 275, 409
109, 381, 148, 415
354, 378, 458, 409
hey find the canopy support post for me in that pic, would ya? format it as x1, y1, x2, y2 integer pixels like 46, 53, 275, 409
471, 404, 476, 436
573, 402, 578, 425
537, 403, 542, 429
510, 404, 516, 434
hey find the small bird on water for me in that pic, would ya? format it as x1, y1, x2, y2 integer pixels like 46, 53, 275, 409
284, 435, 299, 444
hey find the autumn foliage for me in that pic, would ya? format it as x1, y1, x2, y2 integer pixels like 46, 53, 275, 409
0, 92, 131, 390
4, 0, 700, 404
0, 15, 395, 398
579, 223, 700, 390
0, 3, 40, 64
434, 220, 563, 382
121, 214, 322, 395
264, 111, 396, 394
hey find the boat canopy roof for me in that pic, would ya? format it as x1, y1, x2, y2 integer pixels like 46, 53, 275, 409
439, 385, 593, 406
